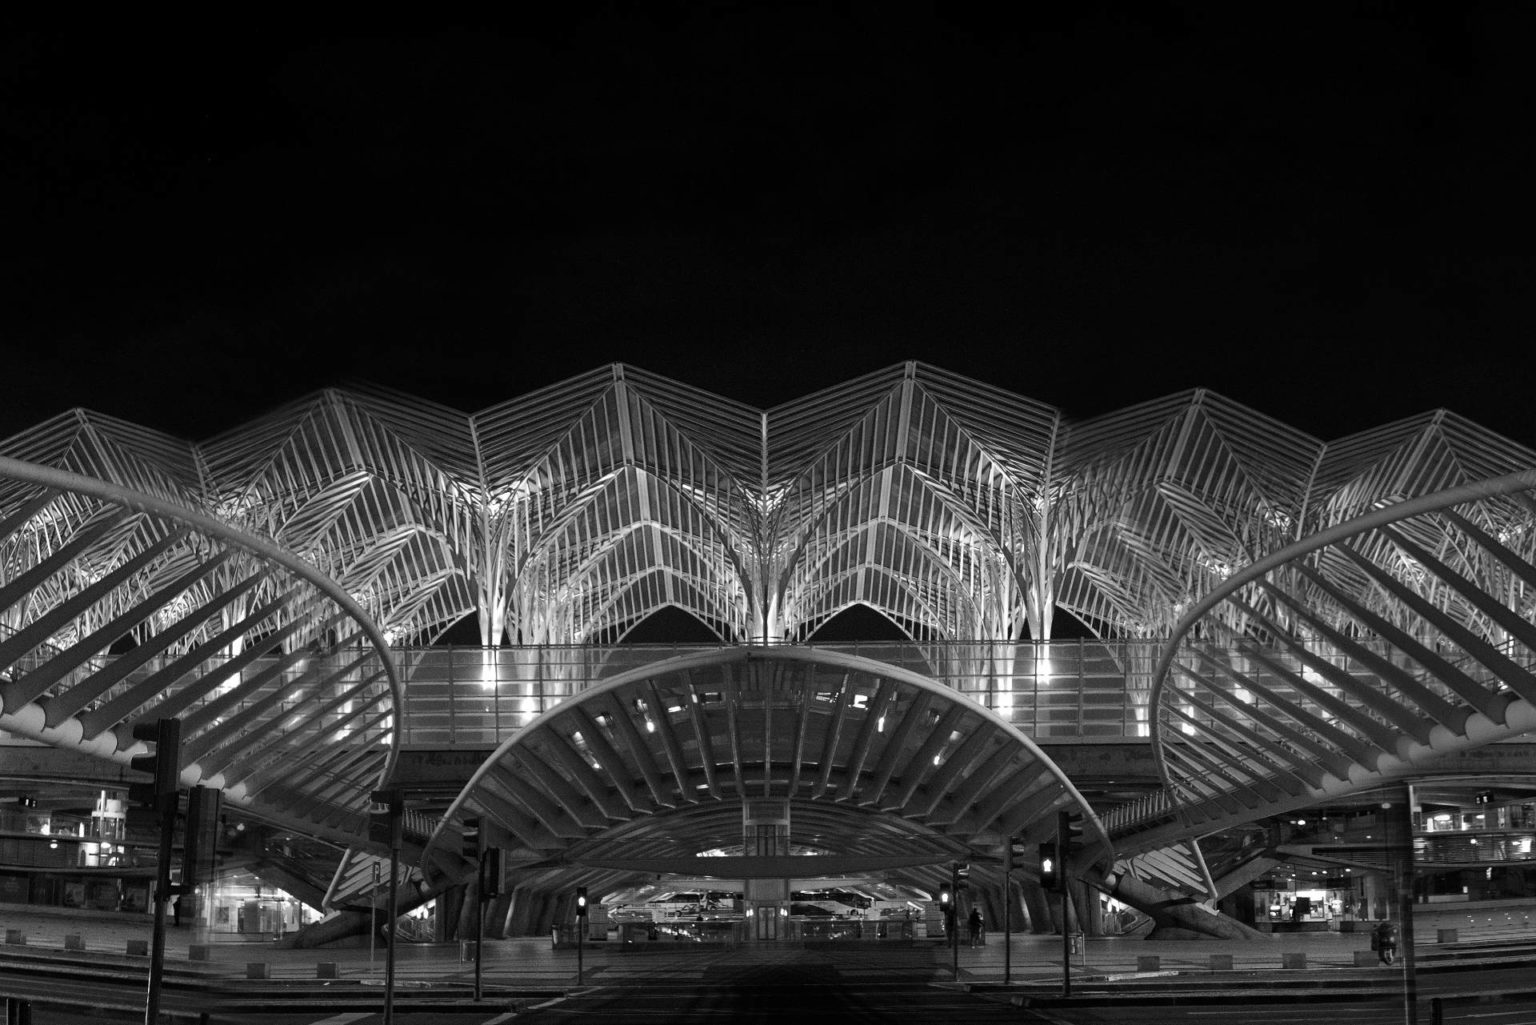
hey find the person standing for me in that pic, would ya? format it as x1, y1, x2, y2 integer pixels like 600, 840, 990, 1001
967, 907, 983, 948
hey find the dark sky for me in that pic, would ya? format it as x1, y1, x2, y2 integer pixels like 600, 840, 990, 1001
3, 6, 1534, 446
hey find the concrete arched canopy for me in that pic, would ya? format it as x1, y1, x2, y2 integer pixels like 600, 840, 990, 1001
423, 646, 1111, 901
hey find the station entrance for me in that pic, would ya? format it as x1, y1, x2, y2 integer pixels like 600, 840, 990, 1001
415, 647, 1111, 947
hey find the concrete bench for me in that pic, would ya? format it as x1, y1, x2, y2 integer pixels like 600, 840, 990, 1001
1354, 950, 1379, 966
317, 962, 338, 979
246, 963, 269, 980
1136, 954, 1160, 972
3, 930, 24, 945
1437, 928, 1459, 943
126, 940, 148, 956
63, 935, 85, 951
1209, 953, 1232, 971
188, 945, 212, 961
1282, 952, 1307, 969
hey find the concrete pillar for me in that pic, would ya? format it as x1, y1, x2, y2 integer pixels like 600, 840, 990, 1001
1008, 878, 1033, 932
534, 890, 560, 936
1072, 878, 1101, 935
1022, 880, 1054, 934
505, 884, 540, 936
486, 892, 513, 939
979, 883, 1002, 935
443, 881, 469, 942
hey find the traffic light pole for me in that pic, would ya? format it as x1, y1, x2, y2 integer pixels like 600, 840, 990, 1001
1003, 840, 1013, 986
473, 853, 484, 1002
130, 717, 181, 1025
383, 795, 401, 1025
1059, 809, 1073, 999
575, 885, 589, 986
144, 799, 175, 1025
1061, 884, 1071, 998
950, 864, 959, 982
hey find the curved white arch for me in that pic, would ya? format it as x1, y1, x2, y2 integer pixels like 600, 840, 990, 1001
420, 645, 1112, 887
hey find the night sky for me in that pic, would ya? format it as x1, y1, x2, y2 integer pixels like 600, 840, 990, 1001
3, 7, 1534, 446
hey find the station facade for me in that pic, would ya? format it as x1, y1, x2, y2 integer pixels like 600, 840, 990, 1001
2, 362, 1535, 943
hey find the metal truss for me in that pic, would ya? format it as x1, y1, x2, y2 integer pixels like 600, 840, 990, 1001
0, 457, 399, 842
7, 366, 1531, 656
6, 366, 1536, 872
414, 646, 1111, 904
1140, 469, 1536, 849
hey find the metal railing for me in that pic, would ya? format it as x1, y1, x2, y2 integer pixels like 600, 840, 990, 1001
14, 637, 1507, 770
389, 640, 1165, 748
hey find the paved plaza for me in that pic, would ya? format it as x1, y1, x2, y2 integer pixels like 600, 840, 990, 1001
0, 902, 1410, 986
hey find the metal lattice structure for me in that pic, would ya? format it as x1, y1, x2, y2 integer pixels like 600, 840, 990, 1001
6, 363, 1531, 655
1141, 469, 1536, 850
0, 457, 400, 842
4, 362, 1536, 872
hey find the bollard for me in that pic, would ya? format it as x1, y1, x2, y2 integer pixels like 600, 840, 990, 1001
126, 940, 149, 956
317, 962, 338, 979
63, 935, 84, 951
1282, 952, 1307, 969
1430, 996, 1443, 1025
246, 963, 270, 980
1209, 953, 1232, 971
1136, 955, 1161, 972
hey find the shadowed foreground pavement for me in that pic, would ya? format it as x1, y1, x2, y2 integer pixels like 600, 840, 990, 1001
510, 947, 1025, 1024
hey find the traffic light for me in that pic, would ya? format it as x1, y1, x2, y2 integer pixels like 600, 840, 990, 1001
1004, 835, 1026, 876
938, 883, 952, 907
180, 787, 220, 892
463, 817, 482, 861
128, 718, 182, 814
1059, 809, 1083, 855
576, 886, 589, 918
1039, 842, 1060, 891
953, 861, 971, 893
482, 849, 502, 898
